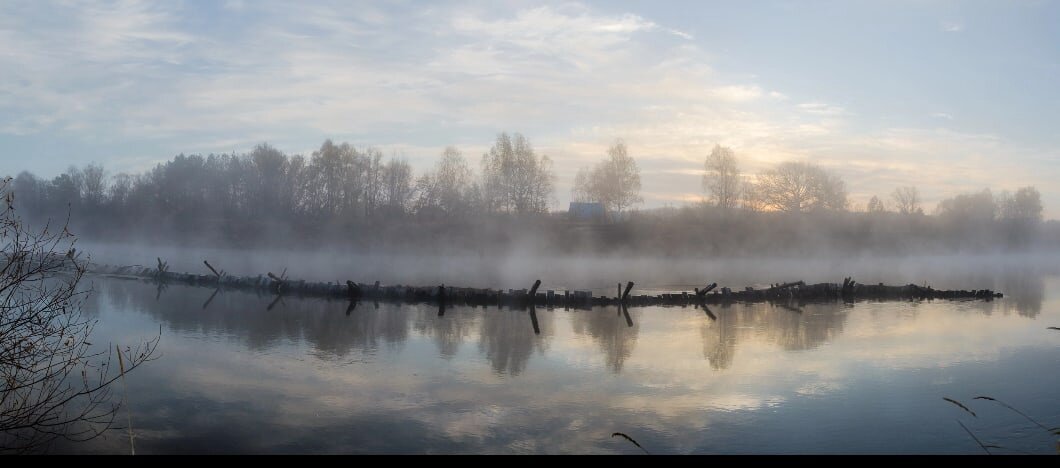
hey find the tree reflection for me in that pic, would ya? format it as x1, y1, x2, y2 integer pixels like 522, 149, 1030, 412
998, 270, 1044, 318
412, 305, 478, 359
477, 307, 554, 375
700, 301, 849, 370
570, 306, 640, 373
94, 280, 410, 358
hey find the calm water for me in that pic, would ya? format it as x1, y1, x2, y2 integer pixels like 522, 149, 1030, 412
53, 274, 1059, 454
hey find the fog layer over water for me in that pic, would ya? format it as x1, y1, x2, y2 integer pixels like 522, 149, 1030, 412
82, 241, 1060, 294
54, 267, 1060, 454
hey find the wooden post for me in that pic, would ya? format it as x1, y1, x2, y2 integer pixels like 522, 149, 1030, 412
529, 280, 541, 305
696, 283, 717, 297
347, 281, 361, 299
203, 260, 223, 280
621, 281, 634, 303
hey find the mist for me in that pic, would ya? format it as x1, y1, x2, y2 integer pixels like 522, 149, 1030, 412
4, 135, 1056, 279
5, 135, 1058, 295
6, 1, 1060, 455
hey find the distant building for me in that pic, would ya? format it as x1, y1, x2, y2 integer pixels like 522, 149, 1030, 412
568, 202, 606, 221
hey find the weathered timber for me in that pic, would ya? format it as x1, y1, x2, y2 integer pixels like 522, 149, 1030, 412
696, 283, 718, 296
203, 260, 224, 279
622, 281, 635, 302
529, 280, 542, 304
83, 262, 1003, 310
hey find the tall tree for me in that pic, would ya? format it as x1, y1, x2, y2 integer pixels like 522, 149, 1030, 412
481, 133, 554, 214
586, 140, 642, 213
571, 167, 592, 203
867, 195, 886, 213
758, 161, 847, 213
702, 144, 741, 210
998, 186, 1042, 222
891, 186, 921, 215
435, 146, 473, 215
380, 157, 413, 215
935, 189, 997, 222
740, 179, 766, 213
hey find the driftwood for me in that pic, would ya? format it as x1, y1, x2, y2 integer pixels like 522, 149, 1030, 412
203, 260, 225, 280
85, 262, 1003, 311
621, 281, 635, 303
696, 283, 718, 297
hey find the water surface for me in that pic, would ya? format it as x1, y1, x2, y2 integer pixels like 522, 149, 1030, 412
54, 273, 1060, 454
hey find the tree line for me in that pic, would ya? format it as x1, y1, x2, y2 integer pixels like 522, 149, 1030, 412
9, 133, 556, 233
4, 135, 1048, 251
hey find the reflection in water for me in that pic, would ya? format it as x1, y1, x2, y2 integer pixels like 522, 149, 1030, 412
700, 304, 736, 371
699, 302, 849, 370
571, 306, 640, 373
413, 304, 478, 359
64, 272, 1060, 454
478, 306, 553, 375
998, 270, 1044, 317
98, 279, 411, 357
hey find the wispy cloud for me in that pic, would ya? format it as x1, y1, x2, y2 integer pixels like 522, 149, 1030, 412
798, 102, 847, 116
941, 20, 964, 32
0, 1, 1056, 218
706, 85, 766, 102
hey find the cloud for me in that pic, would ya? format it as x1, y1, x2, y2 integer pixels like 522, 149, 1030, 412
0, 1, 1057, 219
930, 112, 954, 120
941, 20, 964, 32
706, 85, 765, 102
797, 102, 847, 116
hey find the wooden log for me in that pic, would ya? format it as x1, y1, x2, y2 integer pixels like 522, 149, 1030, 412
772, 281, 805, 290
529, 279, 542, 304
203, 260, 224, 279
80, 261, 1006, 308
696, 283, 718, 296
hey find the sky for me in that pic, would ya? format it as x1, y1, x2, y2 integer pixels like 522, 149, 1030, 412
1, 0, 1058, 217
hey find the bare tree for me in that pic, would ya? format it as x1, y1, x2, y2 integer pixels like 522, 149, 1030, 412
363, 148, 384, 217
936, 188, 997, 222
758, 161, 847, 213
0, 178, 159, 453
702, 144, 741, 210
380, 157, 414, 215
584, 140, 642, 213
435, 147, 473, 215
80, 164, 107, 209
891, 186, 921, 215
481, 133, 554, 214
867, 195, 886, 213
998, 186, 1042, 222
740, 179, 766, 213
571, 167, 592, 203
